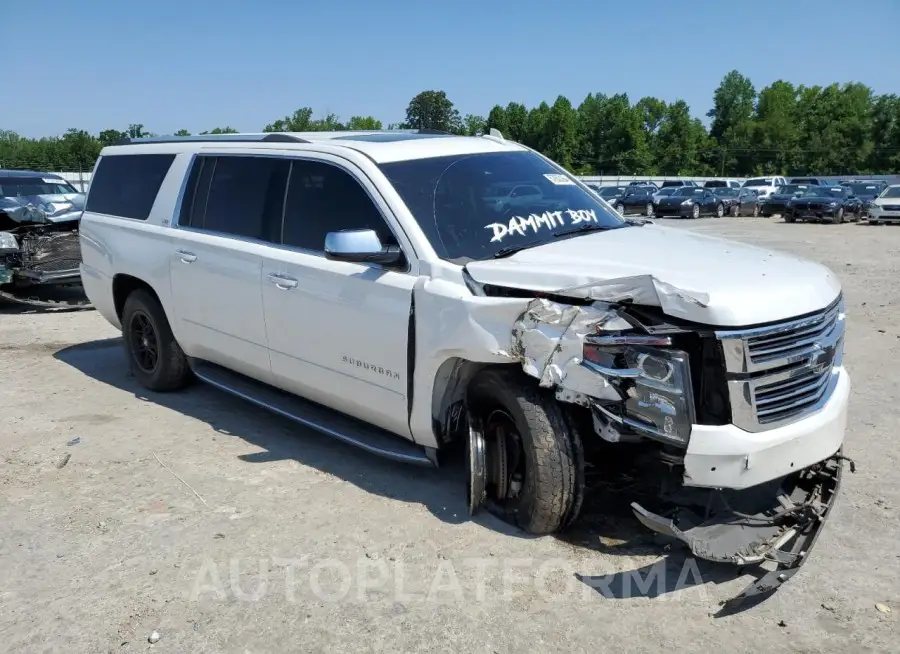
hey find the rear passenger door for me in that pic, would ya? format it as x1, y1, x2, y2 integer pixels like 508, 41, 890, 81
169, 154, 289, 383
259, 156, 416, 439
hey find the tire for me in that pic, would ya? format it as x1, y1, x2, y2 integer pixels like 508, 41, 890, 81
121, 289, 192, 392
615, 203, 625, 215
752, 204, 759, 217
691, 204, 700, 219
869, 220, 881, 225
645, 203, 654, 217
831, 207, 844, 224
467, 368, 582, 535
784, 213, 796, 223
729, 204, 739, 217
715, 203, 725, 218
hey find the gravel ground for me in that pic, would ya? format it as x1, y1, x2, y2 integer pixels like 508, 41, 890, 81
1, 217, 898, 653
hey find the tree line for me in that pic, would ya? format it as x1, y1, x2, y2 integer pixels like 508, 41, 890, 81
2, 70, 899, 176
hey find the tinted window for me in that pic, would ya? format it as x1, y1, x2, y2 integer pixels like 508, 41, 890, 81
379, 151, 627, 262
190, 156, 289, 241
86, 154, 175, 220
0, 177, 78, 196
281, 160, 397, 252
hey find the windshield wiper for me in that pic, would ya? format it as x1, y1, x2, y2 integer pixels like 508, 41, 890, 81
491, 243, 541, 259
553, 223, 622, 239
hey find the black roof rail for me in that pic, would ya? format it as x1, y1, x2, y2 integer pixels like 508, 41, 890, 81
112, 133, 311, 146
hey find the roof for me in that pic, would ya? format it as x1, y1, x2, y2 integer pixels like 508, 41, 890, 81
106, 130, 526, 164
0, 169, 65, 179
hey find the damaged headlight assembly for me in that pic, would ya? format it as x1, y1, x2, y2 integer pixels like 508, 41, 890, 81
0, 231, 19, 254
582, 334, 696, 446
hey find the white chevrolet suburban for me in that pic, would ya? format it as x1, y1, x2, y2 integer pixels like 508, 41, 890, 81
80, 130, 851, 602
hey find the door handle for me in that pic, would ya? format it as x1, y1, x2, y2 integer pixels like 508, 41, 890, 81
267, 273, 298, 290
176, 249, 197, 264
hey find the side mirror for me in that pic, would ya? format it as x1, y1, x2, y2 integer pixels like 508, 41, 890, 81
324, 229, 403, 266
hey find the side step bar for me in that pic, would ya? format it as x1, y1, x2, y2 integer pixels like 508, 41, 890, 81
189, 359, 434, 466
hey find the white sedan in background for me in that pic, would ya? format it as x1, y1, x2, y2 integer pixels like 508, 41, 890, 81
867, 184, 900, 224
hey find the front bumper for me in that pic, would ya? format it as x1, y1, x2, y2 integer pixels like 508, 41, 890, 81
785, 205, 842, 220
869, 210, 900, 222
655, 204, 693, 217
760, 202, 787, 214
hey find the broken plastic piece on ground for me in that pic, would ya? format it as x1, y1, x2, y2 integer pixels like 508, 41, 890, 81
632, 451, 845, 606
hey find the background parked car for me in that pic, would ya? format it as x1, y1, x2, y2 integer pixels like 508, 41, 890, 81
710, 187, 760, 216
789, 177, 828, 186
703, 179, 742, 189
593, 185, 626, 204
651, 186, 679, 204
653, 186, 725, 218
660, 180, 699, 189
759, 183, 809, 216
741, 175, 788, 199
867, 184, 900, 224
613, 185, 656, 216
784, 185, 862, 223
841, 181, 887, 212
625, 180, 659, 191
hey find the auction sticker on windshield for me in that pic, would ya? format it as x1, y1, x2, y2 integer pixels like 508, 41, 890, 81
485, 208, 599, 242
543, 173, 575, 185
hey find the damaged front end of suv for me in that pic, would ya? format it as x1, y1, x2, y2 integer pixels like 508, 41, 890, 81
0, 182, 90, 309
467, 270, 852, 603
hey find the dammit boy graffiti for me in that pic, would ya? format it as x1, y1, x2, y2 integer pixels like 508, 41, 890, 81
485, 208, 599, 243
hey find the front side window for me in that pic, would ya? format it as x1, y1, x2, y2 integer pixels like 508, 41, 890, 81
379, 151, 627, 262
281, 160, 398, 253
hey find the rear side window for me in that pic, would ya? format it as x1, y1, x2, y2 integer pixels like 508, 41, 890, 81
86, 154, 175, 220
179, 155, 289, 242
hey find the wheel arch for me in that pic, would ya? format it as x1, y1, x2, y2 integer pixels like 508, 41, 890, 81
112, 273, 162, 322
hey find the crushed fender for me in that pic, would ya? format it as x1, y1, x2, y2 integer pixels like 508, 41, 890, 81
555, 274, 710, 320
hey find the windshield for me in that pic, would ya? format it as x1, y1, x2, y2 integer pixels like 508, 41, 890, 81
880, 186, 900, 198
775, 184, 807, 195
713, 188, 738, 197
674, 187, 704, 197
801, 187, 843, 197
598, 186, 624, 198
379, 151, 628, 261
848, 183, 880, 195
743, 178, 772, 187
656, 187, 677, 196
0, 176, 79, 197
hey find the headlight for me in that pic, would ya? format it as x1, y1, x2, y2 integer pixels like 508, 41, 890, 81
0, 231, 19, 253
581, 335, 696, 446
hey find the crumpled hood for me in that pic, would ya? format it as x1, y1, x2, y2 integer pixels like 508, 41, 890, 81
465, 224, 842, 327
0, 193, 85, 224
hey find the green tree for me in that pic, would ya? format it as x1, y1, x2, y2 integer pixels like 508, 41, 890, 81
752, 80, 800, 173
542, 96, 578, 169
462, 114, 486, 136
707, 71, 757, 174
404, 90, 461, 132
345, 116, 383, 130
655, 100, 713, 175
174, 129, 191, 136
200, 127, 239, 134
98, 129, 127, 146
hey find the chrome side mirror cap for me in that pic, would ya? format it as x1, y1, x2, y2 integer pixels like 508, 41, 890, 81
324, 229, 403, 266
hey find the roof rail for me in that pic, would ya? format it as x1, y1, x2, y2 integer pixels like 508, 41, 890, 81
112, 133, 311, 146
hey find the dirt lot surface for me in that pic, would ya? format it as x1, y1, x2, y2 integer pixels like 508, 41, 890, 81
1, 217, 898, 653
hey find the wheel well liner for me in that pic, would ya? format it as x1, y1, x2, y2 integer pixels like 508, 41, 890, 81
112, 274, 160, 320
431, 357, 515, 444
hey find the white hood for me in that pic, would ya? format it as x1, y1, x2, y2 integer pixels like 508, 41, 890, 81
465, 224, 841, 327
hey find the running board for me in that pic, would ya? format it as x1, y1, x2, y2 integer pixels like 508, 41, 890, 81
189, 359, 434, 466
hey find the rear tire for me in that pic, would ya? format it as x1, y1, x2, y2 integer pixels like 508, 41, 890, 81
645, 203, 654, 217
831, 207, 844, 224
691, 204, 700, 219
752, 204, 759, 217
716, 203, 725, 218
122, 289, 192, 392
468, 368, 582, 535
729, 204, 739, 217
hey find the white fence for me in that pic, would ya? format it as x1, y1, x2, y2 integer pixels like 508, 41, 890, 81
51, 171, 748, 194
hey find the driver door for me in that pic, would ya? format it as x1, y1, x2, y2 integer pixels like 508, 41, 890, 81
258, 155, 416, 439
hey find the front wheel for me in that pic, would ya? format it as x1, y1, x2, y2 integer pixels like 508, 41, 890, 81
615, 203, 625, 215
121, 289, 192, 392
691, 204, 700, 219
831, 207, 844, 224
729, 204, 739, 217
752, 204, 760, 217
645, 202, 654, 217
467, 368, 583, 535
715, 203, 725, 218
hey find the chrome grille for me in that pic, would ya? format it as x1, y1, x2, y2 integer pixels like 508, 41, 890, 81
715, 295, 845, 432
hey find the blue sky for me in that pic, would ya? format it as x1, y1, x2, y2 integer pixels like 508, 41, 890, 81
7, 0, 899, 138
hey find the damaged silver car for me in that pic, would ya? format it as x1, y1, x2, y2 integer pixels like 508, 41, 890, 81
0, 170, 90, 308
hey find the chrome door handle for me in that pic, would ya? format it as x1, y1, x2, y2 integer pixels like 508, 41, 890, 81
267, 273, 298, 290
176, 249, 197, 264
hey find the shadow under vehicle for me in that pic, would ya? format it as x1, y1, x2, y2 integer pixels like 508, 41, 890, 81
0, 171, 91, 309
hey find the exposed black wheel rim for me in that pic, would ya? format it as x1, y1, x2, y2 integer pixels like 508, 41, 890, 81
484, 409, 525, 502
129, 310, 159, 373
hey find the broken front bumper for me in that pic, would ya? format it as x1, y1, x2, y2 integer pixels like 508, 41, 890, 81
633, 450, 847, 601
